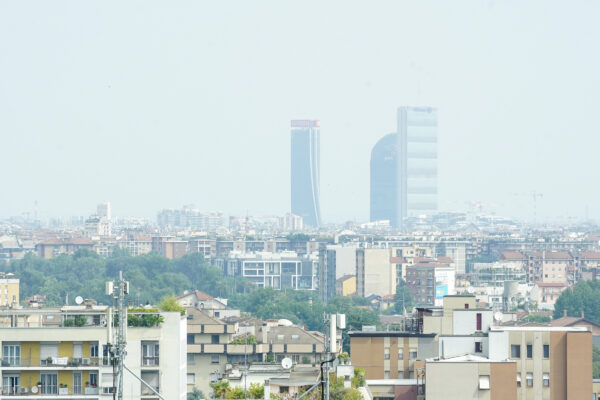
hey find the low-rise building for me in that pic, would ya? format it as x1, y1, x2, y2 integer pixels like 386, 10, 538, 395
336, 275, 356, 297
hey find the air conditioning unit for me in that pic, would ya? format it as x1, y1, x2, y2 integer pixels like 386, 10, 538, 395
19, 387, 28, 394
102, 387, 116, 394
82, 358, 91, 365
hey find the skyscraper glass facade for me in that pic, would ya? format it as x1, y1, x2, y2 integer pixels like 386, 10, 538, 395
290, 120, 321, 227
370, 107, 438, 228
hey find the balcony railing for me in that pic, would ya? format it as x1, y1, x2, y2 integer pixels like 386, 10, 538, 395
1, 357, 100, 367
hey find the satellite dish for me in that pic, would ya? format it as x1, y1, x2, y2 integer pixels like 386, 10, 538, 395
75, 296, 84, 305
31, 386, 38, 394
467, 287, 475, 294
281, 357, 293, 370
494, 312, 503, 322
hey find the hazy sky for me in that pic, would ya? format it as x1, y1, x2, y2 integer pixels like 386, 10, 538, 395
1, 1, 599, 224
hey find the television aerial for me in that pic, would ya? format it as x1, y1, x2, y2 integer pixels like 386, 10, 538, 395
494, 312, 503, 322
75, 296, 84, 305
281, 357, 293, 370
467, 286, 475, 294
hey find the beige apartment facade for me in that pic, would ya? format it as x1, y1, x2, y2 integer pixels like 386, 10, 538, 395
356, 248, 395, 297
426, 355, 517, 400
349, 331, 436, 380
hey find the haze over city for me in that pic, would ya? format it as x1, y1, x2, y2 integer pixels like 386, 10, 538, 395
1, 0, 599, 223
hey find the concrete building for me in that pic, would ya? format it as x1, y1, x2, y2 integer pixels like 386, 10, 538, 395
116, 234, 152, 256
370, 107, 438, 228
36, 238, 94, 259
186, 238, 216, 259
151, 236, 187, 260
426, 355, 517, 400
349, 331, 436, 380
356, 248, 395, 297
405, 263, 456, 307
290, 119, 321, 227
488, 326, 592, 400
214, 251, 317, 291
0, 307, 186, 399
531, 283, 568, 310
336, 275, 356, 297
0, 272, 19, 307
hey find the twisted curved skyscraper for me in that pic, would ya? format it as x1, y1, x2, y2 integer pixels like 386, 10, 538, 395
290, 120, 321, 227
370, 107, 438, 228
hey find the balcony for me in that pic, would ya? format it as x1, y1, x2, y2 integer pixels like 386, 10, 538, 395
1, 357, 100, 368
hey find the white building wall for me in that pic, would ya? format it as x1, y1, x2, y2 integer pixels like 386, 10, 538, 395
439, 336, 489, 359
452, 310, 494, 335
487, 331, 509, 361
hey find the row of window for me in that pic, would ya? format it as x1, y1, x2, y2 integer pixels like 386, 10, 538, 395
2, 372, 95, 395
2, 342, 159, 366
517, 373, 550, 387
510, 344, 550, 359
384, 349, 417, 360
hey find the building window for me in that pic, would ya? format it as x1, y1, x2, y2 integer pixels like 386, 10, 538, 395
475, 342, 483, 353
187, 354, 194, 365
211, 355, 220, 364
479, 375, 490, 390
40, 373, 58, 394
2, 375, 20, 395
142, 342, 159, 366
517, 374, 521, 387
409, 350, 417, 360
211, 335, 220, 344
543, 373, 550, 387
90, 343, 99, 358
89, 372, 98, 388
543, 345, 549, 358
187, 374, 195, 385
398, 351, 404, 360
465, 303, 469, 309
384, 351, 390, 360
511, 345, 521, 358
527, 345, 532, 358
2, 344, 20, 366
187, 334, 195, 344
526, 373, 533, 387
476, 313, 482, 331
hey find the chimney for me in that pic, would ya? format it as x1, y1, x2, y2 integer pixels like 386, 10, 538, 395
563, 310, 567, 318
581, 310, 585, 319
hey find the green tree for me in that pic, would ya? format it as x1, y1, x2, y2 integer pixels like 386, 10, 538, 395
158, 295, 186, 316
187, 387, 205, 400
554, 280, 600, 323
393, 279, 415, 314
209, 380, 230, 399
594, 346, 600, 379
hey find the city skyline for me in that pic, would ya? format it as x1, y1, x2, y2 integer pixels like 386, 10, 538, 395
1, 1, 600, 224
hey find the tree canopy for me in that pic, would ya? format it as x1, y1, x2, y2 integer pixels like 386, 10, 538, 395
553, 280, 600, 323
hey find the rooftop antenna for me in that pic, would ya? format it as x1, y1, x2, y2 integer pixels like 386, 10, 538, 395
106, 272, 165, 400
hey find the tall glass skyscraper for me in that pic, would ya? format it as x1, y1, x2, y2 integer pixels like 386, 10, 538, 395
291, 120, 321, 227
370, 107, 438, 228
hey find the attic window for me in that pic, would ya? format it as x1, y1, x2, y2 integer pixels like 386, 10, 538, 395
291, 334, 299, 340
277, 335, 284, 340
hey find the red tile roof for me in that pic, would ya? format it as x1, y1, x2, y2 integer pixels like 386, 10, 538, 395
500, 251, 527, 261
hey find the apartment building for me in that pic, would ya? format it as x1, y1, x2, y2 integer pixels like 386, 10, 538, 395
151, 236, 187, 260
390, 244, 433, 282
186, 309, 326, 397
488, 326, 592, 399
405, 263, 456, 306
36, 239, 94, 259
186, 238, 216, 259
349, 331, 436, 380
335, 275, 356, 297
213, 251, 317, 291
0, 272, 19, 306
426, 355, 516, 400
0, 307, 186, 399
356, 248, 395, 297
